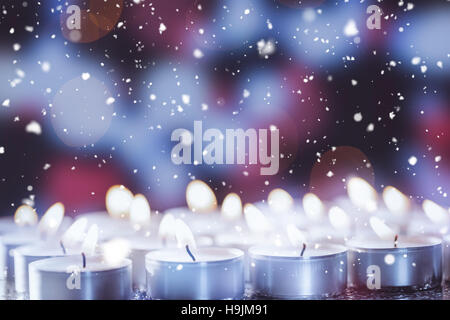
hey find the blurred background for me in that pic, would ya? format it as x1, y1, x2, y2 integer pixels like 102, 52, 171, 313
0, 0, 448, 217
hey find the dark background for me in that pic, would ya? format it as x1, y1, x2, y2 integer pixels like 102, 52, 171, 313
0, 0, 448, 217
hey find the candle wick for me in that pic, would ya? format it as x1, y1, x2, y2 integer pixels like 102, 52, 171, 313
81, 252, 86, 269
60, 240, 67, 255
186, 245, 196, 262
300, 243, 306, 257
394, 234, 398, 248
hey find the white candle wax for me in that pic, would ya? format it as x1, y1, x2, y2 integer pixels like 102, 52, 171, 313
347, 236, 442, 290
146, 247, 244, 300
29, 255, 132, 300
249, 244, 347, 298
14, 243, 69, 295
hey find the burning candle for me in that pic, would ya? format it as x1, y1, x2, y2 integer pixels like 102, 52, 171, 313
28, 224, 132, 300
0, 203, 65, 281
13, 217, 87, 295
347, 216, 442, 290
249, 224, 347, 298
145, 219, 244, 299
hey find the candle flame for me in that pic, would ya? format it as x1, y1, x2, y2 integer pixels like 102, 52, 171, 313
221, 193, 242, 221
302, 193, 324, 222
129, 194, 151, 230
422, 199, 449, 225
286, 224, 307, 248
81, 224, 99, 256
38, 202, 65, 237
382, 186, 409, 217
328, 206, 351, 231
268, 188, 294, 213
186, 180, 217, 213
102, 238, 130, 266
14, 205, 38, 227
369, 216, 396, 241
158, 213, 177, 240
61, 218, 88, 249
175, 219, 196, 250
105, 185, 134, 219
244, 203, 270, 233
347, 177, 378, 212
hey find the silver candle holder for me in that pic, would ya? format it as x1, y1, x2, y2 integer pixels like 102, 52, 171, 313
248, 244, 347, 298
347, 236, 442, 290
29, 255, 132, 300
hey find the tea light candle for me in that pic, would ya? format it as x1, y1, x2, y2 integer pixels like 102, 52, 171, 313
28, 224, 132, 300
347, 217, 442, 290
248, 243, 347, 298
145, 219, 244, 299
29, 255, 132, 300
347, 236, 442, 290
146, 247, 244, 300
13, 218, 88, 295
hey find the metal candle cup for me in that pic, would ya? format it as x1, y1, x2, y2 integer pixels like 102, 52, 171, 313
145, 247, 245, 300
248, 244, 348, 298
347, 236, 442, 290
29, 255, 132, 300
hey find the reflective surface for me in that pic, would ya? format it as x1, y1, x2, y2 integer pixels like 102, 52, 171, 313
3, 281, 450, 300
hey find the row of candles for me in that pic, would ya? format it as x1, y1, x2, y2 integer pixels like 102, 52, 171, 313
0, 177, 449, 299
